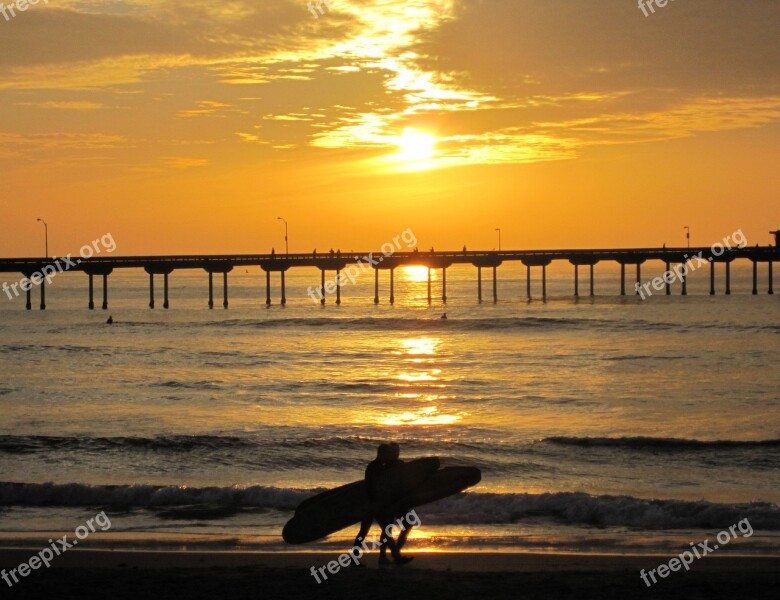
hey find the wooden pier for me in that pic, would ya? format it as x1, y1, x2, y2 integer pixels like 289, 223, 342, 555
0, 245, 777, 310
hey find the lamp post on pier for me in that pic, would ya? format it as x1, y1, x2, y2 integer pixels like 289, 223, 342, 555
36, 218, 48, 257
277, 217, 289, 254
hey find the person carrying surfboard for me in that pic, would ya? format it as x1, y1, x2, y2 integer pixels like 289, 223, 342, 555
351, 443, 414, 566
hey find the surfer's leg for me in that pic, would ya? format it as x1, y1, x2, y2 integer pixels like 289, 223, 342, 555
353, 516, 372, 549
377, 530, 393, 564
377, 516, 397, 553
351, 516, 373, 565
378, 516, 413, 565
392, 510, 413, 552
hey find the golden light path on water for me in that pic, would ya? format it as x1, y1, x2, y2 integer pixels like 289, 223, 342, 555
369, 336, 463, 427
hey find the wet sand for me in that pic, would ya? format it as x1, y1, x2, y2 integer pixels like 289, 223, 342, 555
1, 549, 778, 599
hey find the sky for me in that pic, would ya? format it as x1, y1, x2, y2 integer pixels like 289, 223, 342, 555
0, 0, 778, 256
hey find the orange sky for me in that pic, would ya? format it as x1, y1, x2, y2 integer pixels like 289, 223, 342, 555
1, 0, 778, 256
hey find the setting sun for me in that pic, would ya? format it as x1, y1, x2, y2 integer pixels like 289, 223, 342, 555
402, 265, 430, 282
396, 128, 437, 162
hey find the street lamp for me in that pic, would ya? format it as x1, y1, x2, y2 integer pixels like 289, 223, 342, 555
36, 218, 48, 257
495, 228, 501, 251
684, 226, 690, 249
277, 217, 289, 254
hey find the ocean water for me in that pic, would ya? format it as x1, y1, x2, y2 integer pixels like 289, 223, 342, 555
0, 262, 778, 555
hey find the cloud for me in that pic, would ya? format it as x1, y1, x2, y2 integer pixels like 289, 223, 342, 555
161, 156, 209, 169
15, 101, 104, 110
0, 0, 778, 173
178, 100, 244, 118
235, 132, 268, 144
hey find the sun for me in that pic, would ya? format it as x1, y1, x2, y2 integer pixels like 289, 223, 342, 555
397, 128, 436, 162
402, 265, 429, 282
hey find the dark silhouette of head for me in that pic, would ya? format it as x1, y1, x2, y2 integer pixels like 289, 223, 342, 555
388, 442, 400, 461
376, 442, 400, 464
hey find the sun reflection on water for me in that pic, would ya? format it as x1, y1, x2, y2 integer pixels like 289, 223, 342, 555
396, 337, 440, 355
364, 336, 462, 425
381, 405, 462, 426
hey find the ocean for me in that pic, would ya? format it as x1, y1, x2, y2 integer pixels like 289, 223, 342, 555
1, 261, 778, 555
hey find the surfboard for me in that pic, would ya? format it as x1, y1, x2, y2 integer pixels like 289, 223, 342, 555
283, 457, 439, 544
386, 465, 481, 514
282, 460, 481, 545
293, 457, 440, 515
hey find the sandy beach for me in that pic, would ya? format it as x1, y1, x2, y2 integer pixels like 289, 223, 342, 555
1, 549, 778, 599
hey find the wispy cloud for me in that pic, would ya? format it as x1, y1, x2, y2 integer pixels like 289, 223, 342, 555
161, 156, 209, 169
15, 101, 104, 110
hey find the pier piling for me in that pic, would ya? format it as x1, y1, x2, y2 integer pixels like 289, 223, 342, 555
620, 264, 626, 296
590, 264, 594, 296
635, 264, 641, 296
726, 262, 731, 295
752, 261, 758, 295
710, 260, 715, 295
574, 264, 579, 297
88, 274, 94, 309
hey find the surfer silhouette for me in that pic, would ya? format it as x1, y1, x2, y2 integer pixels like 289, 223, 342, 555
352, 443, 414, 565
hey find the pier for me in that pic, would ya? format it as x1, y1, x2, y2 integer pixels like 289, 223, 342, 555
0, 244, 777, 310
